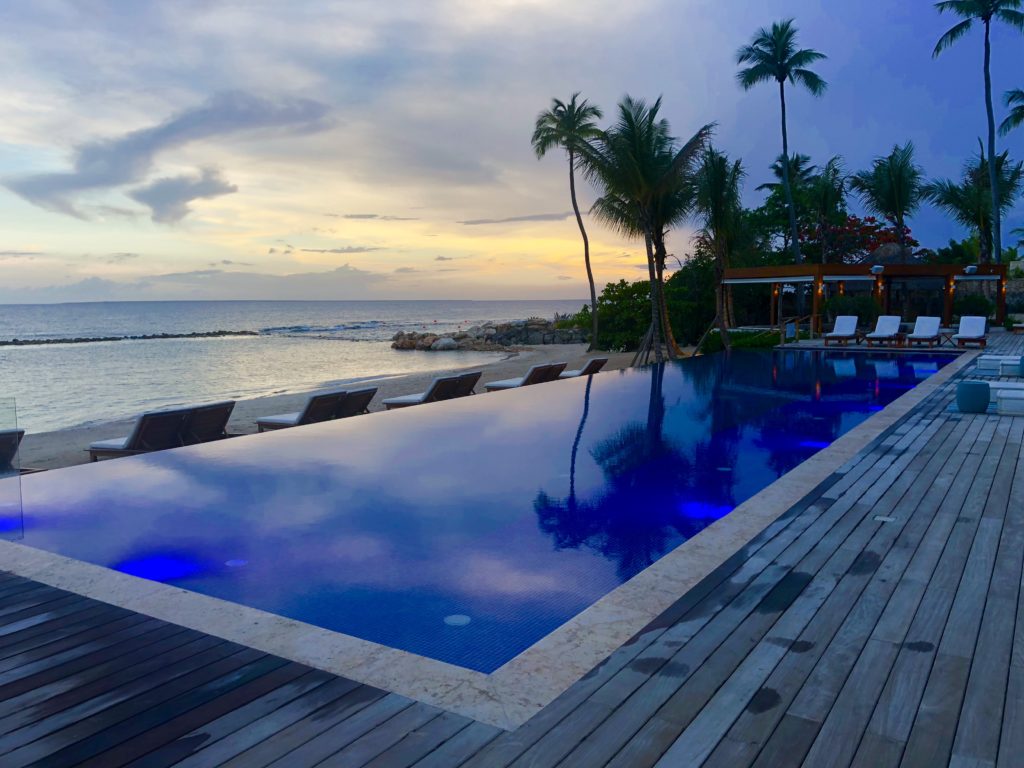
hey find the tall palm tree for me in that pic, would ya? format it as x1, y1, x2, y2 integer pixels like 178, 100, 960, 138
806, 157, 848, 263
737, 19, 827, 266
850, 142, 924, 259
532, 94, 604, 350
581, 97, 712, 364
1001, 88, 1024, 135
923, 144, 1024, 261
934, 1, 1024, 263
693, 148, 745, 350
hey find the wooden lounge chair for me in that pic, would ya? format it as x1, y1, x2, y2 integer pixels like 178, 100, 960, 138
864, 316, 903, 346
454, 371, 482, 397
88, 408, 190, 461
382, 376, 462, 410
0, 429, 24, 474
180, 401, 236, 445
255, 391, 347, 432
559, 358, 609, 378
823, 316, 859, 346
335, 388, 377, 419
953, 315, 988, 348
906, 316, 941, 347
484, 362, 567, 391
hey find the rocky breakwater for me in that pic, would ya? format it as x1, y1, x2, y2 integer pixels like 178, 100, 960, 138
391, 317, 587, 351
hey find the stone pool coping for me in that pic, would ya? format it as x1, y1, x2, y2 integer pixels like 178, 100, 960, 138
0, 349, 978, 730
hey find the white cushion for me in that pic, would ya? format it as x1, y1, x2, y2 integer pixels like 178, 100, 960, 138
957, 316, 987, 338
89, 437, 130, 451
256, 412, 301, 427
484, 377, 524, 391
997, 390, 1024, 415
559, 369, 583, 378
827, 316, 858, 337
382, 393, 427, 406
909, 316, 941, 337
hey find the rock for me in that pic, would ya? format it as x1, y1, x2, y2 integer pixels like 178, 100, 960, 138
431, 337, 459, 351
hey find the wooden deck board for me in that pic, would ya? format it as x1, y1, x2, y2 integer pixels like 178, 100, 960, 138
1, 339, 1022, 766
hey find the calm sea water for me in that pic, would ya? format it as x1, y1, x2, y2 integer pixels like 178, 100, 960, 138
0, 300, 585, 432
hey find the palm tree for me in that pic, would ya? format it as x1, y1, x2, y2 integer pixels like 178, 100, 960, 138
1001, 88, 1024, 135
755, 153, 816, 193
693, 148, 745, 350
934, 1, 1024, 263
849, 142, 924, 259
581, 97, 712, 364
737, 19, 827, 266
923, 144, 1024, 261
532, 94, 604, 349
806, 157, 847, 263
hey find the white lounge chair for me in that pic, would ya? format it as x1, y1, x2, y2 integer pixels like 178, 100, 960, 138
953, 316, 988, 348
906, 316, 941, 347
256, 391, 347, 432
559, 358, 609, 378
864, 316, 903, 346
484, 363, 567, 392
824, 316, 859, 346
382, 376, 462, 410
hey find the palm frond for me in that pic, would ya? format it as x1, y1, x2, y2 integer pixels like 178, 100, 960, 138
792, 69, 828, 96
996, 8, 1024, 29
933, 18, 974, 56
1001, 88, 1024, 135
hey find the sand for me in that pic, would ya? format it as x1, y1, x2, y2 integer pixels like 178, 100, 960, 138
18, 345, 638, 472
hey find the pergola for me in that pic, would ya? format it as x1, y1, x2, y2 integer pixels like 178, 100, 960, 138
721, 263, 1008, 332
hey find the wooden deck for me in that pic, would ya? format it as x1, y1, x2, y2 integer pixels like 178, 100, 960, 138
1, 336, 1022, 767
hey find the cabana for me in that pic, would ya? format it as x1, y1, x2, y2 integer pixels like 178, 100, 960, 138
721, 263, 1007, 335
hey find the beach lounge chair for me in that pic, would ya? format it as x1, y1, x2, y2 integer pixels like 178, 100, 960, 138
255, 391, 347, 432
864, 316, 903, 346
180, 401, 235, 445
906, 316, 941, 347
824, 316, 859, 346
88, 408, 191, 461
953, 316, 988, 348
484, 362, 567, 391
335, 387, 377, 419
382, 376, 463, 410
0, 429, 24, 474
454, 371, 482, 397
559, 358, 609, 378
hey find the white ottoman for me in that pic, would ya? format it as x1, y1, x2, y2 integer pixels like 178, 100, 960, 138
996, 390, 1024, 415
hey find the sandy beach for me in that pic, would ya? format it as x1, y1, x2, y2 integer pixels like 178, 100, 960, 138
18, 344, 639, 471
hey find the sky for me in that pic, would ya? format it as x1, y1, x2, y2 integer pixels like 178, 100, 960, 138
1, 0, 1023, 303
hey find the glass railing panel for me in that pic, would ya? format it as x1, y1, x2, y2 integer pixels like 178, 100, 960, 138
0, 398, 24, 540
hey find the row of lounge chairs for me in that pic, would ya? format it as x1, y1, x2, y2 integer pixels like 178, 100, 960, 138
825, 315, 988, 348
81, 357, 610, 462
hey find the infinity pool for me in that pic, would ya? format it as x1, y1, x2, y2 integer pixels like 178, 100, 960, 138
2, 349, 952, 672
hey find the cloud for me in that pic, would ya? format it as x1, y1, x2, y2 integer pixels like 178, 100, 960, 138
6, 91, 330, 217
457, 212, 574, 225
556, 275, 573, 281
209, 259, 253, 266
129, 168, 237, 223
394, 266, 418, 273
434, 255, 454, 261
105, 252, 140, 263
325, 213, 418, 221
0, 250, 44, 258
300, 246, 381, 254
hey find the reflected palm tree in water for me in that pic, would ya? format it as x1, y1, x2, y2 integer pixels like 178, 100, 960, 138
535, 364, 730, 581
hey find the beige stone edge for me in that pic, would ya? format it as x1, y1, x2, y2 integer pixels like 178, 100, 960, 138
0, 348, 977, 731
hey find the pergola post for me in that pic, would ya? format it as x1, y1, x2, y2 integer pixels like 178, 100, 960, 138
944, 276, 955, 327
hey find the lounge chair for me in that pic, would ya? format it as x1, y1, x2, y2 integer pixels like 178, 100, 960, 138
454, 371, 482, 397
484, 362, 568, 391
864, 316, 903, 346
256, 391, 347, 432
382, 376, 463, 410
335, 387, 377, 419
88, 408, 191, 461
823, 316, 859, 346
559, 358, 609, 378
180, 401, 235, 445
906, 316, 941, 347
953, 316, 988, 348
0, 429, 24, 474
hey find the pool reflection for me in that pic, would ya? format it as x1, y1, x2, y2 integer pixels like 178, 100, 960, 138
9, 349, 952, 672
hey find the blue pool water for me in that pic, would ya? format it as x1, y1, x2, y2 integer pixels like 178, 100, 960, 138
2, 349, 952, 673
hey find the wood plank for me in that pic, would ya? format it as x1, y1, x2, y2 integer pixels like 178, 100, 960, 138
408, 722, 503, 768
316, 704, 442, 767
362, 711, 472, 768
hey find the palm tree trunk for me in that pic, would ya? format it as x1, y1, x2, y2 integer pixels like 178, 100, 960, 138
643, 225, 663, 363
653, 237, 682, 358
983, 20, 1002, 263
778, 82, 802, 265
714, 249, 732, 352
568, 150, 600, 347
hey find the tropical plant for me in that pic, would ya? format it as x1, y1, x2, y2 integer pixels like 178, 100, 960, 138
803, 157, 848, 262
693, 148, 746, 350
737, 19, 827, 265
934, 0, 1024, 262
923, 144, 1024, 261
756, 153, 816, 193
1002, 88, 1024, 135
532, 93, 604, 349
849, 142, 925, 258
581, 96, 712, 364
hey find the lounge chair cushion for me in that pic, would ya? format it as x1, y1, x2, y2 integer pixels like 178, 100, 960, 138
825, 316, 858, 338
88, 437, 131, 451
484, 377, 524, 391
865, 316, 902, 339
256, 413, 301, 427
382, 394, 427, 407
956, 316, 987, 339
997, 390, 1024, 415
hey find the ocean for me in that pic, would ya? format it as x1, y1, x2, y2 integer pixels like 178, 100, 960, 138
0, 300, 585, 432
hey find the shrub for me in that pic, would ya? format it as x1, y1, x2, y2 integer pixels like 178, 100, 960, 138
698, 329, 786, 354
954, 294, 994, 319
822, 295, 880, 328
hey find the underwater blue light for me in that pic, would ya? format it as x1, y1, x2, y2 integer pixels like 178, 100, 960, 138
0, 516, 23, 533
799, 440, 832, 450
679, 501, 734, 519
115, 554, 203, 582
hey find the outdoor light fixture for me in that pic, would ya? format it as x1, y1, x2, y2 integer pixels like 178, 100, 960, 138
964, 265, 978, 275
870, 265, 884, 275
